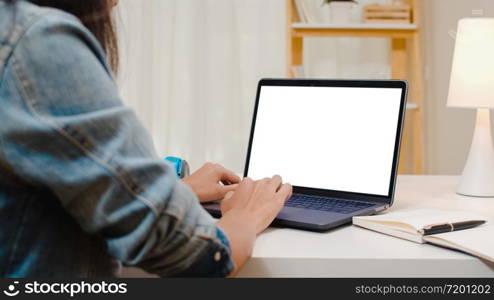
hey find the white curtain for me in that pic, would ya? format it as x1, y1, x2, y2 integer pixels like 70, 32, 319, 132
116, 0, 390, 173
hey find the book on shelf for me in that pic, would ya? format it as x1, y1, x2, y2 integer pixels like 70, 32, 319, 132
363, 3, 412, 24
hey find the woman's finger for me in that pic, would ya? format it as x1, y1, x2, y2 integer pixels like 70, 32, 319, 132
219, 184, 239, 196
275, 183, 293, 205
263, 184, 292, 219
220, 191, 236, 214
267, 175, 283, 192
235, 177, 255, 197
223, 190, 235, 201
217, 165, 241, 184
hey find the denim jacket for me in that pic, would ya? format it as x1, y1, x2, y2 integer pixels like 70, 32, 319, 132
0, 0, 233, 278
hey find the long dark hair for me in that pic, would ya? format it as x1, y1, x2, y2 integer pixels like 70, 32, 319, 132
6, 0, 119, 73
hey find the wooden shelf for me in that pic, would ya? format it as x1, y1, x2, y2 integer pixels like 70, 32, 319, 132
292, 23, 418, 30
287, 0, 425, 174
291, 22, 418, 38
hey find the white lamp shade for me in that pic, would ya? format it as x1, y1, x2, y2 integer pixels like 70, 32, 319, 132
447, 18, 494, 108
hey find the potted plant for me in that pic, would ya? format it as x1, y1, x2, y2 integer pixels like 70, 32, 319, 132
323, 0, 357, 24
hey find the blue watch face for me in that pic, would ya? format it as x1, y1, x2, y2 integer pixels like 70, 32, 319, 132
165, 156, 182, 178
164, 156, 189, 179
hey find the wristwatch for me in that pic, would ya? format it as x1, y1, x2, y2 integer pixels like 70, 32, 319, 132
164, 156, 190, 179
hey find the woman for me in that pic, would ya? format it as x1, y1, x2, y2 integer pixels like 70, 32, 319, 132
0, 0, 292, 277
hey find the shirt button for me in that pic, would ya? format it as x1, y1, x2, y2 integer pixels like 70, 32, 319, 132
214, 251, 222, 262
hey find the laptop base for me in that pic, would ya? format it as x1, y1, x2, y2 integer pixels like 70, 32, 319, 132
203, 201, 386, 232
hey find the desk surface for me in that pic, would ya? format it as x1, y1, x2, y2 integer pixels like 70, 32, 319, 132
238, 176, 494, 278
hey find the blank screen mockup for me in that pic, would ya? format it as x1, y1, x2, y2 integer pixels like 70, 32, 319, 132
247, 85, 403, 196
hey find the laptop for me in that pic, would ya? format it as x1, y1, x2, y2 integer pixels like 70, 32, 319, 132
204, 79, 407, 231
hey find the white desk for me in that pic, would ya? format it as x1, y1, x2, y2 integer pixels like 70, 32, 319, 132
238, 176, 494, 278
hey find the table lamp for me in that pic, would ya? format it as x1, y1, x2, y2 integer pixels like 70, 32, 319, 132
447, 18, 494, 197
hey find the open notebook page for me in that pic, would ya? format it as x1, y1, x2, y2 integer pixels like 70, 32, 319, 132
358, 209, 486, 232
425, 224, 494, 262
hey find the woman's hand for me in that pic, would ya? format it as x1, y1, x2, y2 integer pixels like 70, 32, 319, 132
220, 176, 292, 234
182, 163, 241, 203
216, 176, 292, 276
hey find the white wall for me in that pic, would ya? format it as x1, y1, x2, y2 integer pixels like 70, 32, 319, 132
117, 0, 287, 173
117, 0, 494, 175
116, 0, 394, 174
422, 0, 494, 174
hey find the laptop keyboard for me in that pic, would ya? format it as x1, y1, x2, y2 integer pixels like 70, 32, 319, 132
285, 194, 374, 214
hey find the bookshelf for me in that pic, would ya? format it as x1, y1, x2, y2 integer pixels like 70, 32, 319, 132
292, 23, 418, 30
287, 0, 425, 174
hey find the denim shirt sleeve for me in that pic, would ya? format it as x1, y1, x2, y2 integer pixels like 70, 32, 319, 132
0, 9, 234, 277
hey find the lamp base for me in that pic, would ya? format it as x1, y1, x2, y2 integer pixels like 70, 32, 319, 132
457, 109, 494, 197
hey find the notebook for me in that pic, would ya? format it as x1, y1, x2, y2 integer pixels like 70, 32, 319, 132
353, 209, 494, 263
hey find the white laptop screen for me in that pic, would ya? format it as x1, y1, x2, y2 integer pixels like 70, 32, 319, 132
246, 85, 403, 197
